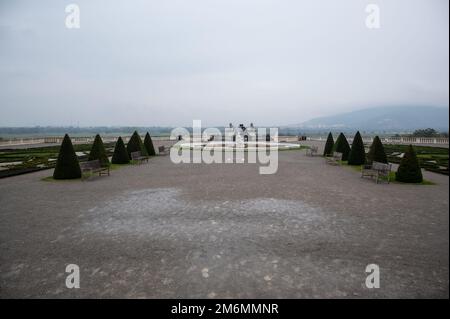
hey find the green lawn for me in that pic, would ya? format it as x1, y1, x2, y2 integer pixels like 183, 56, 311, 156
42, 162, 133, 181
341, 161, 435, 185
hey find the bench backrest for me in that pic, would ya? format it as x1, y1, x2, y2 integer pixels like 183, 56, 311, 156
311, 145, 318, 152
130, 151, 142, 159
372, 161, 391, 172
80, 159, 101, 170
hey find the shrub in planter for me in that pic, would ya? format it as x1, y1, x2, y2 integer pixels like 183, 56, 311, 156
348, 131, 366, 165
88, 134, 110, 167
367, 136, 388, 164
323, 132, 334, 156
53, 134, 81, 179
333, 132, 351, 161
144, 132, 156, 156
111, 136, 130, 164
396, 145, 423, 183
127, 131, 147, 158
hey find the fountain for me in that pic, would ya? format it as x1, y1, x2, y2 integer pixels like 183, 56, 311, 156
176, 123, 301, 151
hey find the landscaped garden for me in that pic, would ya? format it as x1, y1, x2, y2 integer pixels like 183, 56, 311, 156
384, 144, 449, 176
322, 131, 447, 184
1, 130, 448, 182
0, 143, 113, 178
0, 131, 157, 179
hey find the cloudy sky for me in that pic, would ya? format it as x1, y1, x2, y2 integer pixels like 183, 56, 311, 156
0, 0, 448, 127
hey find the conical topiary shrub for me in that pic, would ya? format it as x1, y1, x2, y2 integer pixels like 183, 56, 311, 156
396, 145, 423, 183
348, 131, 366, 165
333, 132, 351, 161
144, 132, 156, 156
111, 136, 130, 164
367, 136, 388, 164
127, 131, 147, 158
323, 132, 334, 156
88, 134, 110, 167
53, 134, 81, 179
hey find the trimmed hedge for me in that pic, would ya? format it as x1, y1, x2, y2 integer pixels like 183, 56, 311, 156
367, 136, 388, 164
396, 144, 423, 183
348, 131, 366, 165
144, 132, 156, 156
333, 132, 351, 161
127, 131, 147, 158
88, 134, 110, 167
111, 136, 130, 164
323, 132, 334, 156
53, 134, 81, 179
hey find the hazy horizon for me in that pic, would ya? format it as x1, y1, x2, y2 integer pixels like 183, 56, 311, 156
1, 0, 449, 127
0, 105, 448, 129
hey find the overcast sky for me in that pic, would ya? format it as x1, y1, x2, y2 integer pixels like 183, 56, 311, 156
0, 0, 448, 127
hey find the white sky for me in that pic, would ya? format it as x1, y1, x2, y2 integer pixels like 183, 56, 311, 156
0, 0, 448, 127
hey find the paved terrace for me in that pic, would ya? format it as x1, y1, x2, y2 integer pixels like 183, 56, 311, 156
0, 141, 448, 298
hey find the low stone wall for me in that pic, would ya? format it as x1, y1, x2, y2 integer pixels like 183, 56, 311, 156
0, 135, 172, 147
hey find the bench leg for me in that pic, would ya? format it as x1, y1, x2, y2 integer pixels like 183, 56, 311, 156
84, 169, 93, 180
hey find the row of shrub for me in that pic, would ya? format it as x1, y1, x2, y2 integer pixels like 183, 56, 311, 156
322, 132, 423, 183
53, 131, 156, 180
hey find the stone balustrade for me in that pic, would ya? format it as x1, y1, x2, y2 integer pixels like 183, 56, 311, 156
1, 135, 448, 147
307, 136, 449, 145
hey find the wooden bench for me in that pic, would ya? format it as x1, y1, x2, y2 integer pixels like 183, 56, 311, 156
131, 151, 148, 164
158, 145, 170, 155
325, 152, 342, 165
361, 161, 392, 184
80, 159, 110, 178
306, 145, 318, 156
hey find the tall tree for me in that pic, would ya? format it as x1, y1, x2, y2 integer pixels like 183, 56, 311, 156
111, 136, 130, 164
88, 134, 110, 167
323, 132, 334, 156
144, 132, 156, 156
412, 128, 438, 137
396, 145, 423, 183
367, 136, 388, 164
333, 132, 351, 161
348, 131, 366, 165
53, 134, 81, 179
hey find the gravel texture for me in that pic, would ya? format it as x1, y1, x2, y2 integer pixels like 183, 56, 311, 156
0, 141, 448, 298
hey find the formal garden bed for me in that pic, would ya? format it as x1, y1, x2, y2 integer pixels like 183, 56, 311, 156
323, 131, 439, 184
0, 130, 156, 179
0, 142, 116, 179
384, 144, 448, 175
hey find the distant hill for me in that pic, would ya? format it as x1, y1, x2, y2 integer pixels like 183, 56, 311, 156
292, 106, 449, 132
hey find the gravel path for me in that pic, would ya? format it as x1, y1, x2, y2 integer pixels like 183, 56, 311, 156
0, 144, 448, 298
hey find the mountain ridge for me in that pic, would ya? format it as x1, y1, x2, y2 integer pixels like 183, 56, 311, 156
290, 106, 449, 131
